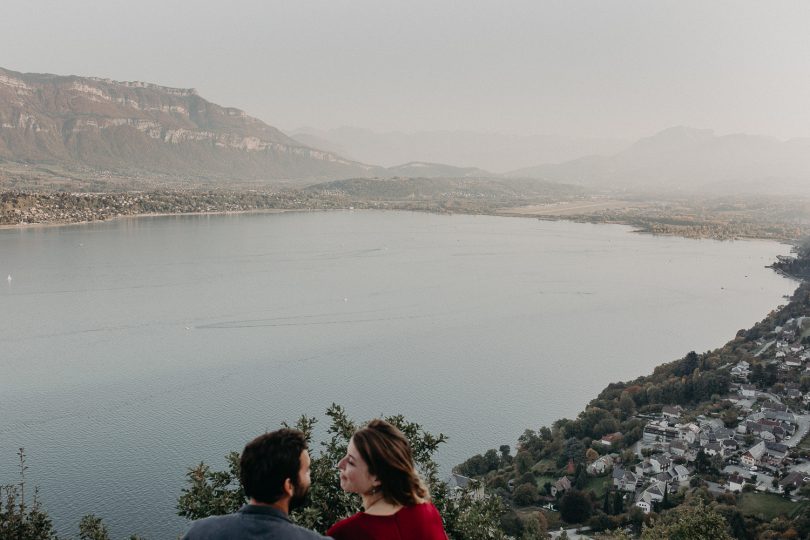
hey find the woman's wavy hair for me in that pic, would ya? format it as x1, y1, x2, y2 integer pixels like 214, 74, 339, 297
351, 419, 429, 506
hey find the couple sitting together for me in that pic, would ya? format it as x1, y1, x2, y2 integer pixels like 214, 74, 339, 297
183, 419, 448, 540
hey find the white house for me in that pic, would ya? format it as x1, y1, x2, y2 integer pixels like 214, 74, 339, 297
613, 467, 638, 492
727, 473, 746, 492
679, 423, 701, 444
636, 480, 667, 511
722, 439, 738, 455
703, 442, 723, 457
742, 441, 766, 467
669, 440, 689, 456
731, 361, 750, 377
599, 432, 623, 447
551, 476, 571, 497
673, 465, 690, 483
649, 456, 670, 474
446, 473, 485, 500
786, 357, 802, 368
643, 422, 680, 443
587, 455, 614, 476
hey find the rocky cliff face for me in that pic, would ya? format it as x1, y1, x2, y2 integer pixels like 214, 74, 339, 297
0, 67, 379, 185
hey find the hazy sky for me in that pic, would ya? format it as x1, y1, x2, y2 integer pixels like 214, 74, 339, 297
3, 0, 810, 140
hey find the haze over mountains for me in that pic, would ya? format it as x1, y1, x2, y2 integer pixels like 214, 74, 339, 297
2, 66, 810, 195
292, 125, 810, 196
288, 126, 629, 172
507, 126, 810, 195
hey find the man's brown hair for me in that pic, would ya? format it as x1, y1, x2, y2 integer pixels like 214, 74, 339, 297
239, 428, 307, 504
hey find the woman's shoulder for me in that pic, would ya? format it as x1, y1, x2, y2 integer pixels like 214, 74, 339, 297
398, 502, 444, 527
400, 501, 441, 516
326, 512, 365, 535
397, 502, 447, 538
327, 511, 392, 540
328, 504, 445, 539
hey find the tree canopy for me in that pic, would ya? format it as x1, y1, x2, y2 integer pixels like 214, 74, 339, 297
177, 404, 510, 539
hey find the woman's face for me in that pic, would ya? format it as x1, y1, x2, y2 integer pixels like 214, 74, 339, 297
338, 438, 380, 495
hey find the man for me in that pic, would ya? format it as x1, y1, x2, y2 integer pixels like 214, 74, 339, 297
183, 428, 332, 539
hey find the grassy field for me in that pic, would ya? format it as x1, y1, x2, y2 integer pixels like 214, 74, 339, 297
738, 492, 807, 520
584, 475, 611, 498
534, 475, 557, 491
531, 459, 558, 475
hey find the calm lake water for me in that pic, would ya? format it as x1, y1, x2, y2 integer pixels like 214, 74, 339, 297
0, 210, 797, 538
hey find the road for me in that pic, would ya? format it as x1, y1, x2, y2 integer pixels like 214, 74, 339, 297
722, 465, 778, 493
754, 340, 775, 357
549, 527, 594, 539
787, 414, 810, 448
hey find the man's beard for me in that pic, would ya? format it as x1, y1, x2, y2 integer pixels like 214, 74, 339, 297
289, 482, 311, 511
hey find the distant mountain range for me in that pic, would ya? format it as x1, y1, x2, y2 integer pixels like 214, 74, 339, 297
288, 126, 628, 173
506, 126, 810, 195
2, 67, 809, 195
0, 67, 378, 184
385, 161, 492, 178
291, 125, 810, 195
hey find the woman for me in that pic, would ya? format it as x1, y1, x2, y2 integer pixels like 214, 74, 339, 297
327, 419, 448, 540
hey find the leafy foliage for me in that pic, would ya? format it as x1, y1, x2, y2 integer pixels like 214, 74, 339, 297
78, 514, 110, 540
0, 449, 56, 540
640, 499, 733, 540
177, 404, 509, 539
455, 449, 505, 477
439, 490, 511, 540
559, 489, 592, 524
176, 452, 245, 520
512, 483, 538, 506
1, 449, 147, 540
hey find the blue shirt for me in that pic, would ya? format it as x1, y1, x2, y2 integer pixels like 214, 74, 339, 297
183, 504, 333, 540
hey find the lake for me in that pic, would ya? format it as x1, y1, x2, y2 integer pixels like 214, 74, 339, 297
0, 210, 797, 538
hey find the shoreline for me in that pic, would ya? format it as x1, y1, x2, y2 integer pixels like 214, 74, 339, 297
0, 207, 311, 231
0, 204, 801, 247
527, 214, 798, 245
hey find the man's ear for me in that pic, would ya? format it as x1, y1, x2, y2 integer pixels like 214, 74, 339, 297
283, 478, 294, 498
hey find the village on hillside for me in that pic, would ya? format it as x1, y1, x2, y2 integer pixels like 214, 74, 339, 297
452, 283, 810, 538
607, 317, 810, 514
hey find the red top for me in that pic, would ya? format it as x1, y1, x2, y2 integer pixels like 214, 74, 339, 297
327, 502, 448, 540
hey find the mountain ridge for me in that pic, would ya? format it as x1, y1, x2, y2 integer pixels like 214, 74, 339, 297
0, 66, 381, 185
506, 126, 810, 195
288, 125, 629, 173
